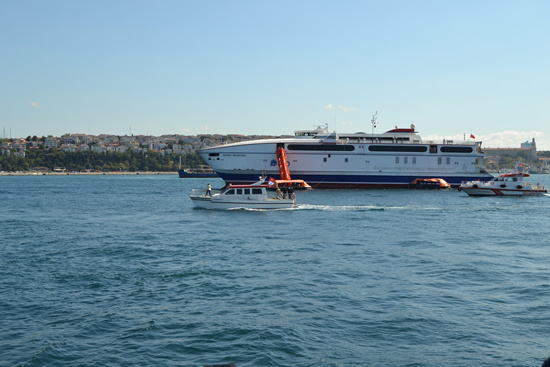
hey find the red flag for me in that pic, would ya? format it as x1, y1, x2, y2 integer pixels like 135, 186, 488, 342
270, 177, 276, 182
470, 134, 476, 139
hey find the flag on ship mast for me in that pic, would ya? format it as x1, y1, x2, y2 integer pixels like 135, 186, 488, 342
470, 134, 476, 139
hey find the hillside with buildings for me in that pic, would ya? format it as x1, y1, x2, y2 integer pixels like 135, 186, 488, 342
1, 133, 548, 173
0, 133, 285, 172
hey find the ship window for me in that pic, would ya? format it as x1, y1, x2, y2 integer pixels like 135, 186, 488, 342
446, 157, 450, 165
225, 189, 235, 195
252, 188, 262, 194
429, 145, 437, 154
208, 153, 219, 156
513, 177, 518, 182
236, 189, 243, 194
438, 157, 442, 165
368, 145, 427, 152
413, 157, 416, 164
287, 144, 355, 151
404, 157, 408, 164
345, 158, 348, 162
244, 189, 250, 194
440, 146, 473, 153
395, 157, 399, 164
323, 158, 327, 162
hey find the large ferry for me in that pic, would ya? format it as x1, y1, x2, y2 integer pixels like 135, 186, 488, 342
197, 119, 493, 189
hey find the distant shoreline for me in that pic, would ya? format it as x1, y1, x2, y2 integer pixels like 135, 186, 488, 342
0, 172, 178, 176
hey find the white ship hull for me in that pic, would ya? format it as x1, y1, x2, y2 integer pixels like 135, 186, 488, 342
198, 125, 493, 189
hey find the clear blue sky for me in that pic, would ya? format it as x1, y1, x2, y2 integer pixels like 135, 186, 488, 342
1, 0, 549, 149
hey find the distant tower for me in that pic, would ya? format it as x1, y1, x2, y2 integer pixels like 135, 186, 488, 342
521, 138, 537, 160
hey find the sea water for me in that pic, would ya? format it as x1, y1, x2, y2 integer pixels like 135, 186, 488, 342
1, 174, 550, 366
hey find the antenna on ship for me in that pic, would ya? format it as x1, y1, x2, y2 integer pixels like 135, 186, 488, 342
371, 111, 378, 134
333, 104, 337, 132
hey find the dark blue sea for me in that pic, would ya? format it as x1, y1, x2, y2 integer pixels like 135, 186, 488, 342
2, 174, 550, 367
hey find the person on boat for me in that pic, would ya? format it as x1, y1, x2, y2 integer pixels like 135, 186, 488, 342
288, 185, 295, 199
281, 185, 288, 199
206, 183, 212, 197
276, 187, 282, 199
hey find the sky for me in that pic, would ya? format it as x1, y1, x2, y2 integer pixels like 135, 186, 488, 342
1, 0, 549, 149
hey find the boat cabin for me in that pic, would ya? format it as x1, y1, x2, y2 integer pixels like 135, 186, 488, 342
222, 186, 266, 196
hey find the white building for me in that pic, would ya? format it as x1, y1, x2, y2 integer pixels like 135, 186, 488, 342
45, 138, 58, 149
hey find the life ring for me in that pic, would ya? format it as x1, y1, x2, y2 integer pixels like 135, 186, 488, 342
490, 182, 494, 186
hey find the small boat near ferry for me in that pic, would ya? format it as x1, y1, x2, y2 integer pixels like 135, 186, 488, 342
190, 178, 297, 209
178, 167, 219, 178
458, 164, 547, 196
178, 157, 219, 178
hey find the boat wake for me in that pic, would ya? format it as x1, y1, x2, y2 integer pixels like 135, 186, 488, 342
297, 204, 444, 211
298, 204, 385, 211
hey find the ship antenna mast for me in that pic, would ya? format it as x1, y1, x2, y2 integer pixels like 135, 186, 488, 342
371, 111, 378, 134
334, 104, 337, 132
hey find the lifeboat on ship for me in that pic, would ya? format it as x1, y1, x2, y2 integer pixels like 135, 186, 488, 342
268, 146, 311, 190
408, 178, 451, 190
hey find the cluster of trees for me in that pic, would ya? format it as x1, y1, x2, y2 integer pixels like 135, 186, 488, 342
0, 147, 206, 172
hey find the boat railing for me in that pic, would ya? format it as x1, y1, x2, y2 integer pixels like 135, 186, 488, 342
191, 189, 223, 197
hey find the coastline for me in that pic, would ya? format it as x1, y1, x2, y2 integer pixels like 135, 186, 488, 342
0, 171, 178, 176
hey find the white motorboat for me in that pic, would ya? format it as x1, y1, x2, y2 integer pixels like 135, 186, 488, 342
458, 164, 547, 196
190, 178, 297, 209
